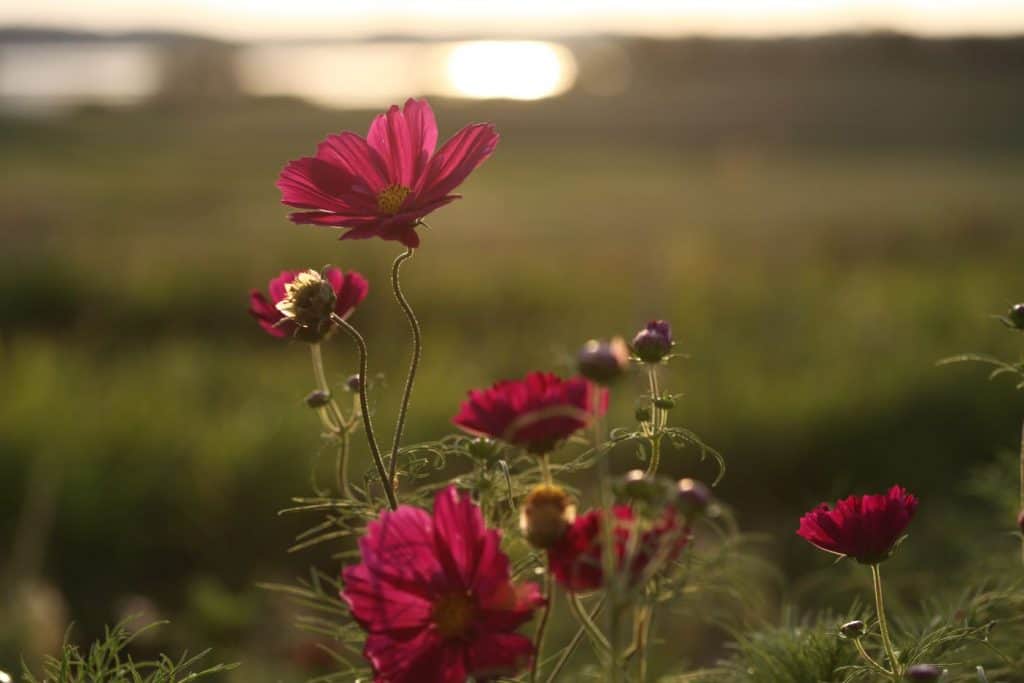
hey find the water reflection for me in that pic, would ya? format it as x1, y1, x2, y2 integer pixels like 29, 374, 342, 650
0, 39, 578, 112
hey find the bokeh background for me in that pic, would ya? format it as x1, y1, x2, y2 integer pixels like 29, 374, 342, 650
3, 1, 1024, 680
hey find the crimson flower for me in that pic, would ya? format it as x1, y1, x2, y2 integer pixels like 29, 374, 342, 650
277, 98, 499, 248
548, 505, 689, 593
797, 485, 918, 564
452, 372, 609, 454
249, 267, 367, 342
342, 486, 543, 683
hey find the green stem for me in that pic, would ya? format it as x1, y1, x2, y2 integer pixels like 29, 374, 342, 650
853, 638, 892, 676
647, 365, 662, 431
567, 593, 611, 653
330, 313, 398, 511
530, 568, 555, 683
540, 452, 553, 485
647, 434, 662, 477
544, 597, 606, 683
871, 564, 901, 680
309, 344, 349, 432
1019, 418, 1023, 567
337, 430, 353, 500
387, 247, 421, 488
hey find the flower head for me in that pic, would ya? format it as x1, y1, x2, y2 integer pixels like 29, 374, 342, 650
797, 485, 918, 564
277, 98, 499, 248
548, 505, 689, 593
631, 320, 673, 363
342, 486, 543, 683
577, 337, 630, 384
520, 484, 575, 550
249, 266, 368, 342
452, 372, 608, 454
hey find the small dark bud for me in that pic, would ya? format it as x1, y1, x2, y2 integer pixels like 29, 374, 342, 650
305, 389, 331, 408
577, 337, 630, 384
1009, 304, 1024, 330
675, 478, 712, 517
468, 437, 499, 463
653, 397, 676, 410
345, 374, 362, 392
631, 320, 673, 363
905, 664, 943, 681
635, 406, 652, 423
1017, 509, 1024, 534
838, 620, 866, 639
520, 484, 575, 549
614, 469, 672, 504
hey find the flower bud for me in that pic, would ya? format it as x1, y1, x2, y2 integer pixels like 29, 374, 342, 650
632, 320, 673, 363
275, 269, 337, 333
838, 620, 866, 639
635, 406, 652, 423
305, 389, 331, 408
1008, 303, 1024, 330
467, 437, 500, 463
905, 664, 943, 681
1017, 509, 1024, 534
653, 396, 675, 410
577, 337, 630, 384
675, 478, 712, 518
520, 484, 575, 549
614, 469, 667, 504
346, 374, 362, 392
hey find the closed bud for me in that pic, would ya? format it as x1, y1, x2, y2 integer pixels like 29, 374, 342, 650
653, 397, 675, 410
305, 389, 331, 408
346, 374, 362, 392
468, 437, 500, 463
1009, 303, 1024, 330
520, 484, 575, 549
838, 620, 866, 639
577, 337, 630, 384
905, 664, 943, 681
631, 320, 673, 363
675, 478, 712, 517
635, 406, 652, 423
1017, 509, 1024, 534
614, 469, 670, 504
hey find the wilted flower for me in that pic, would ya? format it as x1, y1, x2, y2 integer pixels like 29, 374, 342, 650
577, 337, 629, 384
548, 505, 689, 593
797, 486, 918, 564
342, 486, 543, 683
452, 372, 608, 454
249, 267, 368, 342
278, 98, 499, 248
631, 320, 673, 363
520, 484, 575, 550
905, 664, 943, 681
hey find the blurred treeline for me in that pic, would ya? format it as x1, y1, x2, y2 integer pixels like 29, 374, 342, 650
2, 32, 1024, 680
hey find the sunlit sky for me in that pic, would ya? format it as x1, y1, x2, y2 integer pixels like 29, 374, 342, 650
3, 0, 1024, 40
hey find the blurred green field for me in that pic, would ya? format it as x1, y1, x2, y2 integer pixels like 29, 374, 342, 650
3, 91, 1024, 679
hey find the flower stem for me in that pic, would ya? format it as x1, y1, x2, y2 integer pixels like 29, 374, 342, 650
336, 430, 353, 500
330, 313, 398, 511
309, 343, 349, 432
1019, 417, 1023, 567
567, 593, 611, 653
544, 597, 605, 683
852, 638, 892, 676
387, 247, 421, 488
540, 453, 553, 485
530, 567, 555, 683
871, 564, 901, 680
646, 365, 663, 476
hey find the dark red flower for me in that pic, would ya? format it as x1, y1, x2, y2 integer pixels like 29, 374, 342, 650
342, 486, 543, 683
548, 505, 689, 593
797, 485, 918, 564
249, 266, 367, 341
452, 372, 608, 454
277, 98, 499, 248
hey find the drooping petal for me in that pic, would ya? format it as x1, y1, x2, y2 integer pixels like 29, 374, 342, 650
327, 269, 369, 320
418, 123, 499, 202
248, 290, 290, 338
464, 632, 535, 681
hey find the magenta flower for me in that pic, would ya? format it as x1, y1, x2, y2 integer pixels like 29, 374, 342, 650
548, 505, 689, 593
248, 266, 368, 341
277, 98, 499, 248
797, 485, 918, 564
452, 372, 609, 455
342, 486, 543, 683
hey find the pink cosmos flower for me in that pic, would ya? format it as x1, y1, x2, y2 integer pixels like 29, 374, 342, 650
452, 372, 609, 455
548, 505, 689, 593
277, 98, 499, 248
248, 266, 368, 341
797, 485, 918, 564
342, 486, 543, 683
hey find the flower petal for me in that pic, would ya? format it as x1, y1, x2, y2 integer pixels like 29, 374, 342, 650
418, 123, 499, 203
315, 131, 390, 194
367, 99, 439, 187
364, 629, 466, 683
465, 632, 535, 680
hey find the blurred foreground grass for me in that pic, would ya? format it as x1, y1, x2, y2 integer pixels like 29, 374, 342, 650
2, 98, 1024, 679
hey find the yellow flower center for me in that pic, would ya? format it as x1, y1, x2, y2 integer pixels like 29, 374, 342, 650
376, 184, 411, 215
432, 591, 475, 639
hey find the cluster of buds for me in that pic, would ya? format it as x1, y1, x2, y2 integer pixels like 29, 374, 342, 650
613, 470, 713, 519
520, 484, 576, 549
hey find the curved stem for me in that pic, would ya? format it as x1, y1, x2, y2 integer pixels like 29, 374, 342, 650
544, 597, 606, 683
387, 247, 421, 487
871, 564, 901, 680
530, 568, 555, 683
853, 638, 892, 676
330, 313, 398, 511
567, 593, 611, 653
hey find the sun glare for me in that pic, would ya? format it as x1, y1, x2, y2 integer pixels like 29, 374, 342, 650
444, 41, 576, 101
